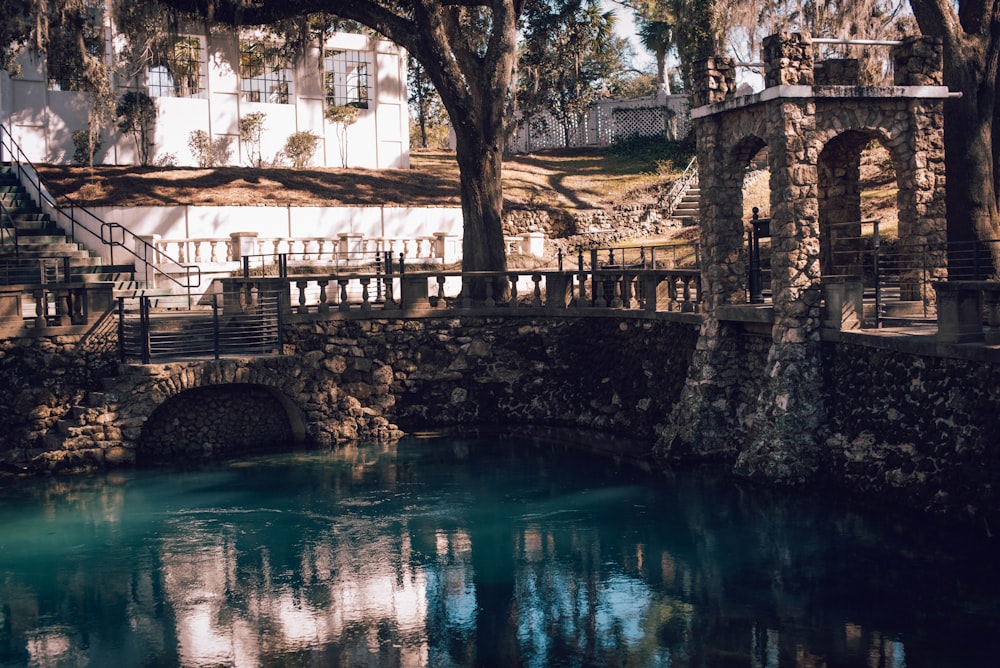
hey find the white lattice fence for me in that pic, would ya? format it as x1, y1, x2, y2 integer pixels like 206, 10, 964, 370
509, 94, 690, 153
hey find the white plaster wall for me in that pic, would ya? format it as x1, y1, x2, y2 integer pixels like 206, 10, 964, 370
79, 204, 464, 262
0, 25, 410, 170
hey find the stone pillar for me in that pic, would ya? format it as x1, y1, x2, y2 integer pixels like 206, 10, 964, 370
523, 232, 545, 258
763, 32, 814, 87
733, 95, 826, 485
229, 232, 258, 261
691, 57, 736, 107
822, 276, 864, 330
893, 36, 943, 86
338, 232, 365, 262
934, 282, 984, 344
433, 232, 460, 264
656, 98, 751, 462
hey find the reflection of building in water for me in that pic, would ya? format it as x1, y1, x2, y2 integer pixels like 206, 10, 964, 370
158, 523, 483, 665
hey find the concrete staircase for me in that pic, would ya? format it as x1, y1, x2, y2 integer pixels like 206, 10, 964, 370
670, 176, 701, 225
1, 165, 137, 290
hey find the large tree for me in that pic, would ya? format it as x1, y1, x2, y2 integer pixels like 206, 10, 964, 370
150, 0, 522, 293
908, 0, 1000, 271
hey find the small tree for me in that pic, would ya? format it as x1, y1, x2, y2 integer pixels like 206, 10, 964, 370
187, 130, 232, 168
284, 131, 320, 168
239, 111, 267, 168
324, 104, 360, 168
116, 91, 156, 166
71, 129, 102, 167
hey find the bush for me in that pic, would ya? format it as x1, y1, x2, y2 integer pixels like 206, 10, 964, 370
187, 130, 232, 168
284, 131, 320, 168
609, 133, 696, 172
116, 91, 156, 166
71, 129, 102, 166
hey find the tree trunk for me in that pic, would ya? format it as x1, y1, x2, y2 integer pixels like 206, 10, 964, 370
943, 68, 1000, 275
909, 0, 1000, 275
453, 126, 509, 301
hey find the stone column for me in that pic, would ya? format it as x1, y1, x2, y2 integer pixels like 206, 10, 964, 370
656, 99, 750, 462
733, 96, 826, 485
763, 32, 814, 87
691, 57, 736, 107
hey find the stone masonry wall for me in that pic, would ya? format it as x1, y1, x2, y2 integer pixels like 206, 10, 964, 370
820, 342, 1000, 525
3, 317, 1000, 526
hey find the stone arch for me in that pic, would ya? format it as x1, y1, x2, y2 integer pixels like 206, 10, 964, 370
136, 383, 306, 464
817, 128, 885, 277
119, 360, 311, 464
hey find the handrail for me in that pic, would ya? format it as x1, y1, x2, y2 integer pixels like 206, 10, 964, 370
0, 195, 18, 259
0, 124, 201, 296
663, 156, 698, 218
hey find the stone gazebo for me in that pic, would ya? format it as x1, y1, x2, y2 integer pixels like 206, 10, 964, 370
657, 33, 952, 483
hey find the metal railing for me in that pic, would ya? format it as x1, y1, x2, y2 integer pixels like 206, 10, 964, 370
747, 215, 1000, 326
118, 292, 282, 364
663, 156, 698, 217
0, 124, 201, 297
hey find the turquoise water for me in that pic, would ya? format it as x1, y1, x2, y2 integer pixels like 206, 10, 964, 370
1, 434, 998, 667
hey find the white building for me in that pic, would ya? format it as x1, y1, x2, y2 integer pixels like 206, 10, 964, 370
0, 13, 409, 170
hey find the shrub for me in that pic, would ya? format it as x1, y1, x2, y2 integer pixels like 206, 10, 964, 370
284, 131, 320, 168
71, 129, 102, 166
116, 91, 156, 166
239, 111, 267, 167
187, 130, 232, 168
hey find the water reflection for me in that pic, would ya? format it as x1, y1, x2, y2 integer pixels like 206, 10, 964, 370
1, 436, 999, 666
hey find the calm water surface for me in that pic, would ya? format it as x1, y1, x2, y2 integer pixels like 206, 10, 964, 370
1, 434, 999, 667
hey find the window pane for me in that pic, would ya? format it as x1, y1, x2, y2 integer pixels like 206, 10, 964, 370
240, 41, 293, 104
324, 49, 370, 109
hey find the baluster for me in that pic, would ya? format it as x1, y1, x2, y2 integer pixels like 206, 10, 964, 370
317, 279, 329, 313
667, 275, 679, 311
436, 275, 447, 307
621, 273, 634, 309
485, 278, 495, 307
509, 273, 519, 308
532, 274, 542, 307
177, 242, 187, 264
360, 278, 372, 312
338, 279, 350, 311
193, 240, 203, 263
330, 277, 341, 308
296, 280, 309, 314
611, 273, 624, 308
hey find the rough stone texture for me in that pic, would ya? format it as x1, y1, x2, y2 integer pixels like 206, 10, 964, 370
763, 32, 815, 87
5, 314, 1000, 526
663, 34, 949, 486
138, 385, 294, 462
820, 342, 1000, 527
0, 316, 699, 473
893, 36, 943, 86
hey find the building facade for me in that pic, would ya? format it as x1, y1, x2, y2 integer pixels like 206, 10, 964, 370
0, 13, 409, 170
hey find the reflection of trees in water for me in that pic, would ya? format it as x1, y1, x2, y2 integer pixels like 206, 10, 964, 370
2, 441, 998, 667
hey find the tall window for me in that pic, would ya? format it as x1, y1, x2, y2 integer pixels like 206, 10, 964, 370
324, 49, 369, 109
148, 36, 205, 98
46, 1, 106, 91
240, 41, 293, 104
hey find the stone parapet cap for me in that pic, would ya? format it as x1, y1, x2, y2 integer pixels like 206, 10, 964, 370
691, 85, 958, 119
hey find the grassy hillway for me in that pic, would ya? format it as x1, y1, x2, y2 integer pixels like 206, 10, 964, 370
36, 147, 675, 215
35, 142, 897, 234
